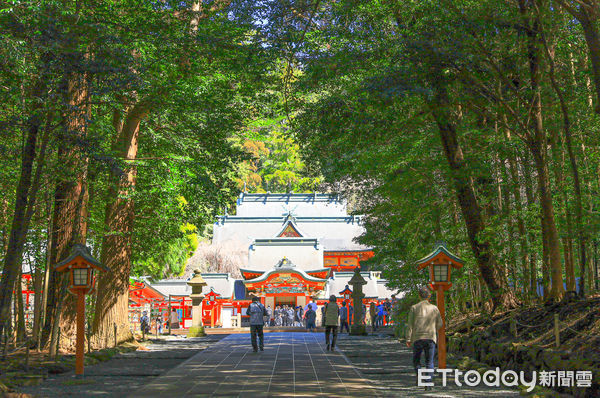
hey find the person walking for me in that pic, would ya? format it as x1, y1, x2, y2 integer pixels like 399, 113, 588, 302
281, 305, 287, 326
169, 309, 180, 329
361, 303, 366, 325
156, 316, 163, 334
406, 286, 443, 388
274, 305, 283, 326
286, 305, 294, 327
140, 311, 150, 338
320, 304, 326, 327
384, 298, 392, 325
246, 297, 268, 352
339, 301, 350, 333
369, 302, 377, 332
349, 304, 354, 326
295, 306, 303, 327
304, 306, 317, 332
376, 301, 385, 328
323, 295, 340, 351
266, 305, 273, 327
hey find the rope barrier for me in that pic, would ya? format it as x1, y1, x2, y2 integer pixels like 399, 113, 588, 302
563, 325, 591, 337
514, 318, 549, 328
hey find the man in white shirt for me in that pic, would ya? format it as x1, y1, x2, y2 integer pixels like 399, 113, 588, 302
406, 286, 443, 387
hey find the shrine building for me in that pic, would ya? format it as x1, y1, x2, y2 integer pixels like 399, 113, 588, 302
140, 192, 396, 328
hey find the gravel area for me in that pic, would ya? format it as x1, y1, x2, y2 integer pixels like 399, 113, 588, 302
18, 335, 224, 397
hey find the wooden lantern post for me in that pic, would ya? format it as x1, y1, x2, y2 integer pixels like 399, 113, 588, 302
205, 288, 221, 328
339, 285, 352, 303
54, 244, 108, 377
416, 244, 463, 369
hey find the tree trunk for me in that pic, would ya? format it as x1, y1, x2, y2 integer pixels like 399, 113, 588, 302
16, 267, 26, 342
93, 102, 147, 348
503, 124, 531, 297
0, 81, 44, 339
531, 147, 564, 300
427, 73, 515, 311
521, 156, 539, 299
31, 263, 43, 346
42, 71, 90, 351
518, 0, 564, 301
540, 21, 588, 297
576, 6, 600, 113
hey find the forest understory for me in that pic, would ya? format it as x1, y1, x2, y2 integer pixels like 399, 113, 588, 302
447, 295, 600, 397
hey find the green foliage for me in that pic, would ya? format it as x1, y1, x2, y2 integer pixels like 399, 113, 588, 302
233, 117, 322, 194
289, 0, 600, 306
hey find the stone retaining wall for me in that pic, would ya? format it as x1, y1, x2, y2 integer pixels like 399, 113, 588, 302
448, 333, 599, 397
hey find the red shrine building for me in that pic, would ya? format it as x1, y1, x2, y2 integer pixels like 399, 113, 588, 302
137, 193, 396, 328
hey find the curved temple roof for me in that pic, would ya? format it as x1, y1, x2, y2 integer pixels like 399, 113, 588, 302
242, 258, 330, 284
416, 244, 464, 269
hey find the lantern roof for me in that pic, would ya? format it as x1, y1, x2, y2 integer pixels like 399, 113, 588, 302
187, 269, 208, 287
54, 244, 108, 273
348, 267, 367, 286
339, 284, 353, 295
416, 244, 464, 270
206, 287, 221, 298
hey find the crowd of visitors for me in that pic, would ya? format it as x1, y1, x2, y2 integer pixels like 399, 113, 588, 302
257, 296, 397, 332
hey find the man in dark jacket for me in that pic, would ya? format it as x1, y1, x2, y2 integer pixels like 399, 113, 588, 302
339, 302, 350, 333
246, 297, 268, 352
304, 307, 317, 332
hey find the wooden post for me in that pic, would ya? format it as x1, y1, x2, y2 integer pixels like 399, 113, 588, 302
75, 290, 85, 376
168, 295, 172, 335
2, 332, 8, 360
211, 307, 214, 328
436, 285, 447, 369
554, 313, 560, 348
55, 327, 61, 362
114, 323, 117, 348
25, 340, 30, 372
87, 323, 91, 354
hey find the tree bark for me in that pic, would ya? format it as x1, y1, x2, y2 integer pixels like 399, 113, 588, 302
518, 0, 565, 301
93, 101, 147, 348
503, 123, 531, 297
0, 80, 45, 339
42, 70, 90, 351
540, 19, 588, 296
427, 73, 515, 311
521, 156, 539, 299
556, 1, 600, 113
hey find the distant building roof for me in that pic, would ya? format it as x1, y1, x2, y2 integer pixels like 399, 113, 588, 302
327, 271, 398, 299
149, 273, 235, 299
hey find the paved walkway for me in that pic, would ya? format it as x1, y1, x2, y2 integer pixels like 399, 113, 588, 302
18, 335, 224, 397
129, 332, 378, 397
129, 332, 523, 398
336, 334, 521, 397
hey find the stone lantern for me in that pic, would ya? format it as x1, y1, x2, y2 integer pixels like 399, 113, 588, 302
349, 268, 367, 335
187, 269, 207, 337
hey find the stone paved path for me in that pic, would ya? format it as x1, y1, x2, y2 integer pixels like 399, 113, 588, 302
129, 332, 523, 398
129, 332, 378, 398
19, 335, 224, 397
336, 334, 522, 397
